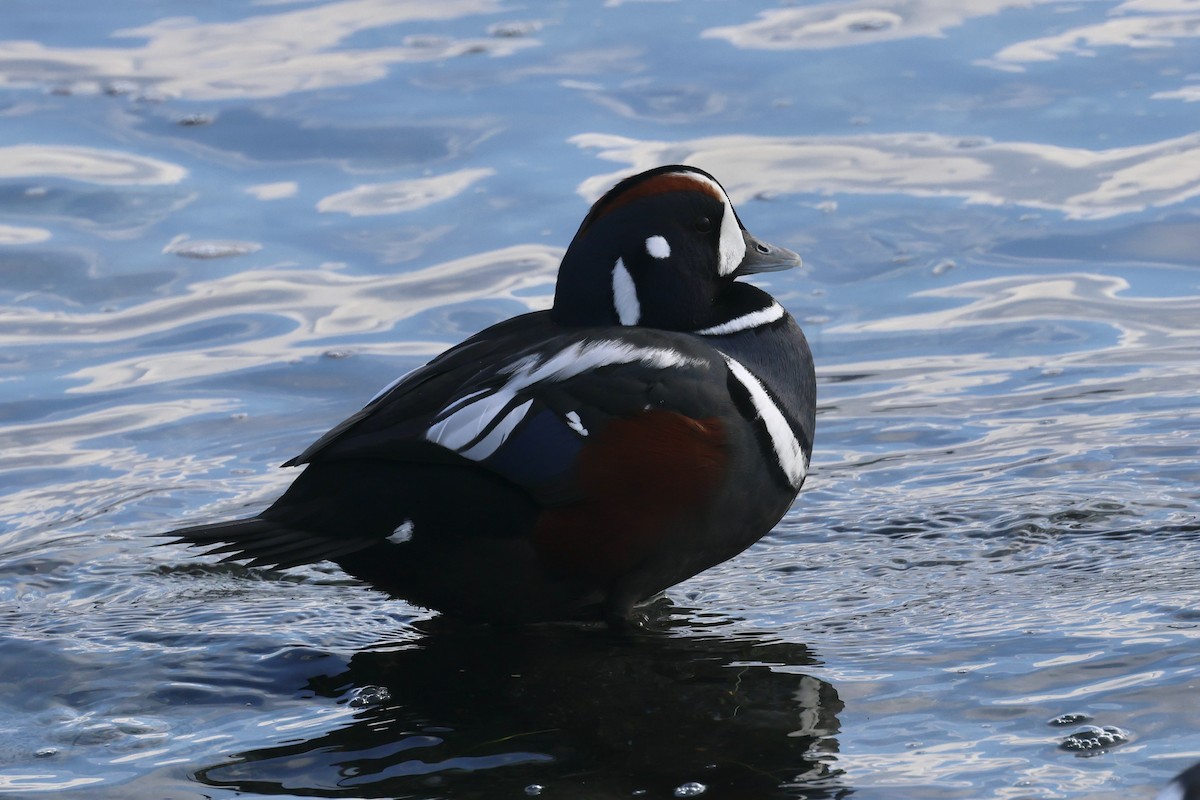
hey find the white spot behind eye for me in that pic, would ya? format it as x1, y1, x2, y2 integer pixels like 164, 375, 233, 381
645, 235, 670, 259
612, 258, 641, 325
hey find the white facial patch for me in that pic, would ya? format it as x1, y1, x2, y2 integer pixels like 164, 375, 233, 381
667, 170, 745, 277
695, 302, 785, 336
645, 235, 670, 259
612, 257, 641, 326
425, 341, 703, 461
716, 201, 746, 277
721, 352, 807, 489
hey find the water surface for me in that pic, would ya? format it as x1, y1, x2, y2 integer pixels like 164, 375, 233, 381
2, 1, 1200, 797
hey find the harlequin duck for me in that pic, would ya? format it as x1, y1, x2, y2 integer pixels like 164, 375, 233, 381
167, 165, 815, 627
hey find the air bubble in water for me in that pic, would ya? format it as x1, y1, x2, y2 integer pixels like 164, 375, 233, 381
1060, 725, 1130, 753
1048, 712, 1092, 726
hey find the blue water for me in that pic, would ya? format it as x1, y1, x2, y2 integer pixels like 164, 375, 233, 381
2, 1, 1200, 797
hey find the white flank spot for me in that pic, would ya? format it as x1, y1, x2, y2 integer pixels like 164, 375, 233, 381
645, 235, 671, 259
388, 520, 414, 544
722, 353, 807, 489
696, 302, 785, 336
612, 258, 641, 325
425, 341, 702, 461
1156, 783, 1184, 800
565, 411, 589, 437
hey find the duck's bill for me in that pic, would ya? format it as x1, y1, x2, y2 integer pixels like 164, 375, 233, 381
735, 230, 803, 275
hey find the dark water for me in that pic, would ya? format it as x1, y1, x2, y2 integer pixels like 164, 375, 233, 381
2, 1, 1200, 797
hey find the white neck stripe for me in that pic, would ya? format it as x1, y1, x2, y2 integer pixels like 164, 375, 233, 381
612, 258, 641, 326
695, 302, 785, 336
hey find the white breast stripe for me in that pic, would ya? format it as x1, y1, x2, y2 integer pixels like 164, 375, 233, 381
695, 302, 785, 336
612, 258, 641, 325
722, 353, 807, 489
425, 341, 704, 461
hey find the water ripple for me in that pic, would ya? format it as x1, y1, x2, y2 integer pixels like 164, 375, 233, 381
2, 1, 1200, 797
705, 0, 1056, 50
0, 244, 559, 392
316, 167, 495, 216
0, 145, 186, 185
573, 131, 1200, 219
0, 0, 537, 101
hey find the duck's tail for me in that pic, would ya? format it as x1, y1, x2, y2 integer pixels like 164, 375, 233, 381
161, 517, 377, 570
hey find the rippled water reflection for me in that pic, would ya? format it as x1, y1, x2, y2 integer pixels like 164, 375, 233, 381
2, 0, 1200, 797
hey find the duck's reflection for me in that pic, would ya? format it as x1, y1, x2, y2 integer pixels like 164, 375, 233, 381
195, 612, 845, 798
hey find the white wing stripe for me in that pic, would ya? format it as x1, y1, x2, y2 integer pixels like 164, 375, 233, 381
501, 340, 700, 389
427, 391, 513, 451
722, 353, 807, 489
459, 398, 533, 461
425, 340, 704, 461
367, 366, 419, 405
436, 387, 491, 419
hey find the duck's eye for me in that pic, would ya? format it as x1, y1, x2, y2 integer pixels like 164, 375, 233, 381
693, 216, 712, 233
